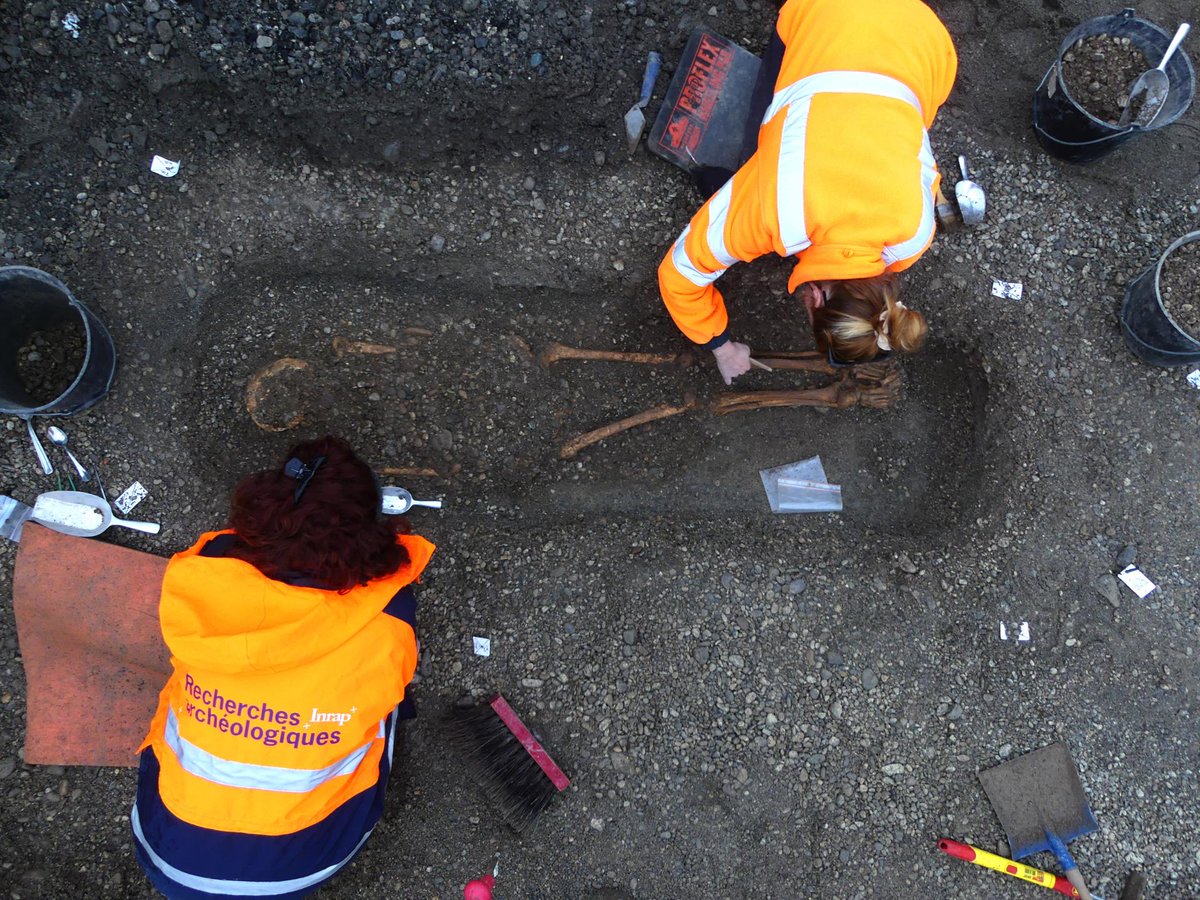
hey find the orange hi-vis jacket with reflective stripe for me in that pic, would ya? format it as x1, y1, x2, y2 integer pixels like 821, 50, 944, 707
658, 0, 958, 345
139, 531, 434, 837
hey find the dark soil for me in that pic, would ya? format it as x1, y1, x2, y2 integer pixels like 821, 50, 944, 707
1158, 238, 1200, 338
14, 320, 86, 407
1060, 34, 1150, 124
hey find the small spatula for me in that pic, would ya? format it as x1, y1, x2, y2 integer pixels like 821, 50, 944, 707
624, 51, 662, 153
1118, 22, 1190, 128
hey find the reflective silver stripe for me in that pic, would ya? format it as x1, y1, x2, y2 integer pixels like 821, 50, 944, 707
164, 707, 376, 794
705, 180, 739, 268
131, 803, 372, 896
776, 94, 815, 256
763, 70, 924, 125
881, 130, 937, 266
670, 225, 726, 287
384, 710, 398, 766
768, 71, 930, 260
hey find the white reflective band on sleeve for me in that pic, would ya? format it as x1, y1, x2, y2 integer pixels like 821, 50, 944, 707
670, 224, 726, 287
763, 71, 924, 125
881, 130, 937, 266
131, 803, 372, 896
705, 180, 739, 269
164, 708, 377, 794
776, 95, 815, 256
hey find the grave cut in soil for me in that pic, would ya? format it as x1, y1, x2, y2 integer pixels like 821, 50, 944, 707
182, 267, 999, 546
1158, 239, 1200, 338
1061, 34, 1150, 124
15, 319, 86, 406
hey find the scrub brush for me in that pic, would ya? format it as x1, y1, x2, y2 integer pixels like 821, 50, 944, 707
448, 694, 570, 833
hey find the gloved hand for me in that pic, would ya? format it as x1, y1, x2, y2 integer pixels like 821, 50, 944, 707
712, 341, 752, 385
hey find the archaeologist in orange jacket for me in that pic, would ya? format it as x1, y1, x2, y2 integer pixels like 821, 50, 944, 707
132, 435, 434, 899
658, 0, 958, 383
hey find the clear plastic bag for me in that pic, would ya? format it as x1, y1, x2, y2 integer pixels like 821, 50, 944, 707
759, 456, 842, 514
0, 495, 33, 542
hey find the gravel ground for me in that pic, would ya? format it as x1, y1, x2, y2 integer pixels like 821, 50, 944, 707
2, 0, 1200, 897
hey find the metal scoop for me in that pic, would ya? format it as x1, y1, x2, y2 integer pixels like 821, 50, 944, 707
954, 155, 986, 227
1119, 22, 1190, 128
30, 490, 160, 537
380, 486, 443, 515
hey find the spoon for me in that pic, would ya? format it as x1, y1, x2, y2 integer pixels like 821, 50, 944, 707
24, 418, 53, 475
46, 425, 92, 483
380, 486, 443, 515
1119, 22, 1190, 128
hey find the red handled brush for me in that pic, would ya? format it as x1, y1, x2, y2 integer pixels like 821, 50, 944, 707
449, 693, 571, 833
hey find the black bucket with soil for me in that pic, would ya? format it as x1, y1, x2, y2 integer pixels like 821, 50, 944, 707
1033, 9, 1195, 164
1120, 231, 1200, 367
0, 266, 118, 417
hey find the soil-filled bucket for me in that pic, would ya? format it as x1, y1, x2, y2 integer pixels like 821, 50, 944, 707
0, 266, 117, 416
1120, 231, 1200, 367
1033, 9, 1195, 164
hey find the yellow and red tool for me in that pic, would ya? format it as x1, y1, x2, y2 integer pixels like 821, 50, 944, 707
938, 838, 1082, 897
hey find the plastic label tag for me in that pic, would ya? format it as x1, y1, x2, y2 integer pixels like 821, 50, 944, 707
150, 155, 180, 177
114, 481, 148, 515
472, 637, 491, 658
991, 280, 1023, 300
999, 621, 1031, 642
1117, 565, 1157, 599
1186, 369, 1200, 390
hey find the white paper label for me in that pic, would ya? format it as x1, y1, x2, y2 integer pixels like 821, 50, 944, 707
63, 12, 81, 37
1186, 370, 1200, 390
472, 637, 491, 658
1117, 565, 1157, 599
991, 280, 1024, 300
150, 155, 180, 177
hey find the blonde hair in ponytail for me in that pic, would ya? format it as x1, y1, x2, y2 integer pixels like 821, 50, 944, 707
811, 276, 927, 362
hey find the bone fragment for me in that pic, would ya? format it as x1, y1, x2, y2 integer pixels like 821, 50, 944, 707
332, 336, 399, 357
245, 357, 310, 432
559, 396, 699, 459
540, 341, 694, 369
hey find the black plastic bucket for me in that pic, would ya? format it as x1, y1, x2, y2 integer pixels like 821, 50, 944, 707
1120, 231, 1200, 367
0, 266, 117, 417
1033, 9, 1195, 164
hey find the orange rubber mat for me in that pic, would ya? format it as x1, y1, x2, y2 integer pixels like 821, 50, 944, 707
13, 523, 169, 767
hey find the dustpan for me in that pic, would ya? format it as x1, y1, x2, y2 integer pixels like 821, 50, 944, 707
978, 742, 1098, 860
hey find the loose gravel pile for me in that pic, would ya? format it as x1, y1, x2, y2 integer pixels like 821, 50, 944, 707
1158, 238, 1200, 338
1060, 34, 1150, 124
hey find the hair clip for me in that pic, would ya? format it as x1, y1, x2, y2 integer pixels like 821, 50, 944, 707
284, 455, 326, 504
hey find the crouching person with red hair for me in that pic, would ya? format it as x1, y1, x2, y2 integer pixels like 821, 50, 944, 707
132, 436, 434, 899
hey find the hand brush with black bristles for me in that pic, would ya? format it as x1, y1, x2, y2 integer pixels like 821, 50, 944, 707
448, 693, 571, 833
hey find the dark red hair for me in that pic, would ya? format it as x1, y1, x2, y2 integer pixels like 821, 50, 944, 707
225, 435, 410, 592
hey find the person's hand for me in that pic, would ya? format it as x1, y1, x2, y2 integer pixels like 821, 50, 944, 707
712, 341, 752, 385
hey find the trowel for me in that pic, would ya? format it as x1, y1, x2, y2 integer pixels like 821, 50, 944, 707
954, 155, 986, 227
624, 51, 662, 153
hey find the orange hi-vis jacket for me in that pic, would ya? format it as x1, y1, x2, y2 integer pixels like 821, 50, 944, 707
658, 0, 958, 345
138, 531, 434, 838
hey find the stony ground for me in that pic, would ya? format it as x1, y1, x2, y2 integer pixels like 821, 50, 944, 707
2, 0, 1200, 897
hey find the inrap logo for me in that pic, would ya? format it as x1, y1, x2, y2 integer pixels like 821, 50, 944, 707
310, 707, 356, 726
